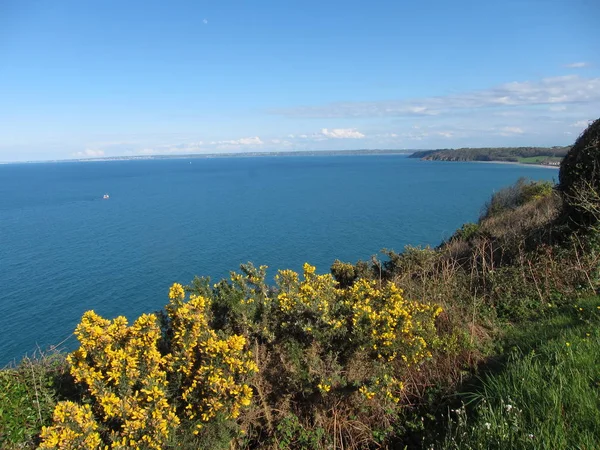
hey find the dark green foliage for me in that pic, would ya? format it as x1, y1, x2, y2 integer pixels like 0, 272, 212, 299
330, 259, 358, 288
275, 414, 326, 449
449, 223, 480, 242
559, 118, 600, 227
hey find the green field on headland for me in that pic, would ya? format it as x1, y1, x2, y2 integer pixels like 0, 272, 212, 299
2, 120, 600, 449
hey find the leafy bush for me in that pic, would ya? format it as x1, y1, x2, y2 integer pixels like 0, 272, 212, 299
480, 178, 554, 220
39, 288, 256, 449
330, 259, 358, 288
35, 263, 441, 449
559, 118, 600, 228
197, 263, 443, 447
0, 354, 66, 449
449, 223, 480, 243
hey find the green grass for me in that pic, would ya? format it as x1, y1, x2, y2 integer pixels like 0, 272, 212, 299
517, 156, 562, 164
0, 355, 65, 449
438, 297, 600, 450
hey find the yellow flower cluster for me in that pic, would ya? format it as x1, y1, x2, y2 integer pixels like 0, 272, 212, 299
39, 402, 102, 449
60, 311, 178, 449
275, 263, 342, 330
166, 291, 257, 432
40, 286, 257, 449
169, 282, 185, 300
267, 263, 441, 406
347, 279, 441, 362
317, 382, 331, 393
358, 386, 376, 400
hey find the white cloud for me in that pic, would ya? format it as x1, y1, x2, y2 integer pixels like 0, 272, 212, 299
320, 128, 365, 139
203, 18, 208, 24
72, 148, 105, 158
270, 139, 293, 147
210, 136, 263, 148
274, 75, 600, 119
136, 148, 161, 155
564, 62, 588, 68
499, 126, 525, 135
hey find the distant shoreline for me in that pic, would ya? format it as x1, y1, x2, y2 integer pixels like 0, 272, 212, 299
461, 160, 559, 170
1, 149, 415, 165
2, 149, 564, 167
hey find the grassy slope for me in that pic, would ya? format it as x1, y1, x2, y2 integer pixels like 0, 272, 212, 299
438, 296, 600, 449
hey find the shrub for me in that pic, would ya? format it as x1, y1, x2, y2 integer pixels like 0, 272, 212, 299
195, 263, 443, 447
330, 259, 358, 288
480, 179, 554, 220
35, 264, 441, 449
39, 287, 256, 449
559, 118, 600, 228
449, 223, 480, 243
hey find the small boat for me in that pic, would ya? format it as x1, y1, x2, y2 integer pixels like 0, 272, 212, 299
103, 194, 110, 199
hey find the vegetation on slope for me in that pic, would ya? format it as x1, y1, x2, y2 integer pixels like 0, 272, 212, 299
560, 117, 600, 229
439, 296, 600, 450
410, 147, 569, 164
1, 119, 599, 449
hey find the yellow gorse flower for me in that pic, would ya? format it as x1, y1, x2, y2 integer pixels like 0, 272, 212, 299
169, 283, 185, 300
41, 283, 257, 449
39, 402, 102, 449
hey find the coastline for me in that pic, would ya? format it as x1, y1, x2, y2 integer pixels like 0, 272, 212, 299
418, 158, 560, 170
468, 160, 560, 169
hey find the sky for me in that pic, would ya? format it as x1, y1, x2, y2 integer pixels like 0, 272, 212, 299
0, 0, 599, 162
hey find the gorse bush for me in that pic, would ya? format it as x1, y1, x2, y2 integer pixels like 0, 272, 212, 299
205, 263, 443, 447
37, 263, 441, 449
39, 288, 256, 449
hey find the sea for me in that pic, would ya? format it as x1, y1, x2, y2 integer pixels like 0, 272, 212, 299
0, 155, 558, 366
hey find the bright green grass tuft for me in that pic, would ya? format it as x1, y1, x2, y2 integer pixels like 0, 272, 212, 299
440, 297, 600, 449
0, 355, 65, 449
517, 156, 562, 164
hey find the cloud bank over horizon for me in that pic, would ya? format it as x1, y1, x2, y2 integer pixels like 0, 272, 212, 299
1, 73, 598, 162
51, 73, 597, 161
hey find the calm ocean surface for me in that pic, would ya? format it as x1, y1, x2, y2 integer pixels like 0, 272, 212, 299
0, 155, 557, 365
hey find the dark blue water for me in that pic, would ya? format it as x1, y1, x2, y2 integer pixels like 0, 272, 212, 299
0, 156, 557, 365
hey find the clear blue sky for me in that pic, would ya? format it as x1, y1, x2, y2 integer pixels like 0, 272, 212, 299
1, 0, 598, 161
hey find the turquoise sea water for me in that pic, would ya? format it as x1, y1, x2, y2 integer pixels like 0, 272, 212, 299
0, 155, 557, 365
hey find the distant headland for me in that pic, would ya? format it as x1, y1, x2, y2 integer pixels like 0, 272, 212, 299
409, 146, 569, 166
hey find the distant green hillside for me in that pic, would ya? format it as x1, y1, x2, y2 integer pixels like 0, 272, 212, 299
410, 146, 569, 165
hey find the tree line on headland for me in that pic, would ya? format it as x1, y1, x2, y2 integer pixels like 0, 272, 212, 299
410, 146, 569, 165
1, 120, 600, 449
